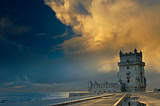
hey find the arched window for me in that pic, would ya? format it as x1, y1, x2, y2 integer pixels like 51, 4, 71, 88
127, 78, 130, 83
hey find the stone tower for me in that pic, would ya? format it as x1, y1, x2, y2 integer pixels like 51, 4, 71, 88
117, 49, 147, 92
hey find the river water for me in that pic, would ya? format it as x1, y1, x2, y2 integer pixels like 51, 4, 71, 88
0, 92, 69, 104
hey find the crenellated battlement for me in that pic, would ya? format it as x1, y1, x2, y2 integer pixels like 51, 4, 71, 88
92, 81, 119, 88
119, 48, 142, 57
119, 48, 143, 62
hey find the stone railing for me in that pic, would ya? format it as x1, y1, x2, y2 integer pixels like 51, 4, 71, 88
118, 61, 145, 66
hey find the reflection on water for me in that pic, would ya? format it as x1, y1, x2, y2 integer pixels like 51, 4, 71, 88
122, 94, 146, 106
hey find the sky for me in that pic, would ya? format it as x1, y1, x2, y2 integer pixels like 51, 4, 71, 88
0, 0, 160, 92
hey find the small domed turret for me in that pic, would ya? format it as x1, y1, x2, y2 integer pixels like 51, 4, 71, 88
130, 51, 132, 54
119, 50, 122, 56
134, 48, 137, 53
140, 50, 142, 54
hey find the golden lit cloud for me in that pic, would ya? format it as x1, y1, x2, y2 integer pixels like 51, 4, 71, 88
45, 0, 160, 73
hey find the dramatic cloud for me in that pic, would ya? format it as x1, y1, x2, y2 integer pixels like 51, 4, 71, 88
45, 0, 160, 72
44, 0, 160, 90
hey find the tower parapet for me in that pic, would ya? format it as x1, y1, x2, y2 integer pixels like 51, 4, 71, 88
119, 48, 142, 57
119, 48, 143, 63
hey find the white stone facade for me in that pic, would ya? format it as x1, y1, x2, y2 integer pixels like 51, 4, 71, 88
88, 49, 147, 93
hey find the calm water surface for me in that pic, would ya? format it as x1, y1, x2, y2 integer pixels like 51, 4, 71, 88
0, 92, 69, 104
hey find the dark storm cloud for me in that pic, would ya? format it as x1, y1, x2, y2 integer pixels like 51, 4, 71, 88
0, 0, 84, 92
0, 17, 32, 37
0, 16, 33, 63
0, 0, 68, 91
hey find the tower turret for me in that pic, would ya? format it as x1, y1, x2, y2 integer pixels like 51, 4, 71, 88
134, 48, 137, 53
119, 50, 122, 57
